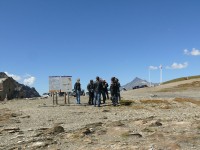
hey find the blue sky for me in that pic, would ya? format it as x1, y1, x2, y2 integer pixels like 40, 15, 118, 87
0, 0, 200, 94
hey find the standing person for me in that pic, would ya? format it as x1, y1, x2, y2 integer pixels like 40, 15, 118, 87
104, 80, 109, 99
94, 76, 102, 107
87, 80, 94, 105
102, 80, 107, 104
110, 77, 118, 106
74, 78, 81, 104
115, 78, 121, 102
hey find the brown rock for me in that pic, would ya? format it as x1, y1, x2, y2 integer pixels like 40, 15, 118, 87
45, 125, 65, 135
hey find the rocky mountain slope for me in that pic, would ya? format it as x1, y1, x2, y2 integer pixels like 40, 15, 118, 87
0, 72, 40, 99
121, 77, 157, 90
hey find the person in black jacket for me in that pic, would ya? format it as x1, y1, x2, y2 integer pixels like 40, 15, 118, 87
87, 80, 94, 105
74, 78, 81, 104
94, 76, 102, 107
104, 80, 109, 99
110, 77, 118, 106
102, 80, 108, 104
115, 78, 121, 102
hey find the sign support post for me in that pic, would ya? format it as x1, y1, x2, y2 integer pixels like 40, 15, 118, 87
67, 92, 70, 104
53, 93, 55, 105
64, 92, 66, 104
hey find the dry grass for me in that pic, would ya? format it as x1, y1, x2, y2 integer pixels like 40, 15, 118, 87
131, 105, 145, 109
162, 75, 200, 85
0, 108, 12, 122
174, 98, 200, 106
120, 100, 135, 106
136, 100, 172, 110
119, 100, 148, 110
177, 81, 200, 88
121, 132, 130, 138
158, 81, 200, 92
158, 87, 188, 92
140, 99, 169, 104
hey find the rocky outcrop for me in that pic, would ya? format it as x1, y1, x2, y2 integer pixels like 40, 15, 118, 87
16, 83, 40, 99
0, 72, 8, 78
0, 72, 40, 100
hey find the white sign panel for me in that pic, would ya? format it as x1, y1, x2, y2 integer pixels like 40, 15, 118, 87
49, 76, 60, 92
49, 76, 72, 92
60, 76, 72, 92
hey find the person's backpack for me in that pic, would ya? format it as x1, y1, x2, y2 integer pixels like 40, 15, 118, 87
110, 81, 118, 95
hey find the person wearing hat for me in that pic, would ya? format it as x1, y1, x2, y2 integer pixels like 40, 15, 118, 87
87, 79, 94, 105
74, 78, 81, 104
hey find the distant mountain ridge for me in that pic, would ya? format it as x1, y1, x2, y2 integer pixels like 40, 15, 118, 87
121, 77, 157, 90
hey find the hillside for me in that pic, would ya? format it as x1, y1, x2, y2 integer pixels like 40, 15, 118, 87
121, 77, 200, 100
162, 75, 200, 85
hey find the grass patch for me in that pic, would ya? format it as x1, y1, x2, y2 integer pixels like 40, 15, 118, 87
177, 81, 200, 88
140, 99, 169, 104
157, 88, 173, 92
174, 98, 200, 106
0, 113, 11, 122
162, 75, 200, 85
132, 105, 145, 109
121, 132, 130, 138
0, 108, 12, 122
120, 100, 135, 106
158, 81, 200, 92
158, 87, 188, 92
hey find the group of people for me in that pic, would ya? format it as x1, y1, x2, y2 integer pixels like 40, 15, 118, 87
74, 76, 121, 107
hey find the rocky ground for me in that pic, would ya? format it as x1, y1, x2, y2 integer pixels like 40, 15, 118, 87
0, 78, 200, 150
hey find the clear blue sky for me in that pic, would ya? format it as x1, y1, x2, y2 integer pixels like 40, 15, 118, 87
1, 0, 200, 94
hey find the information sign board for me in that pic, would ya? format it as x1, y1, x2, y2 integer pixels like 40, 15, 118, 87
49, 76, 72, 93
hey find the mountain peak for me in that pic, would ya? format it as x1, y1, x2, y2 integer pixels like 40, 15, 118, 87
121, 77, 157, 90
133, 77, 142, 81
0, 72, 8, 78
